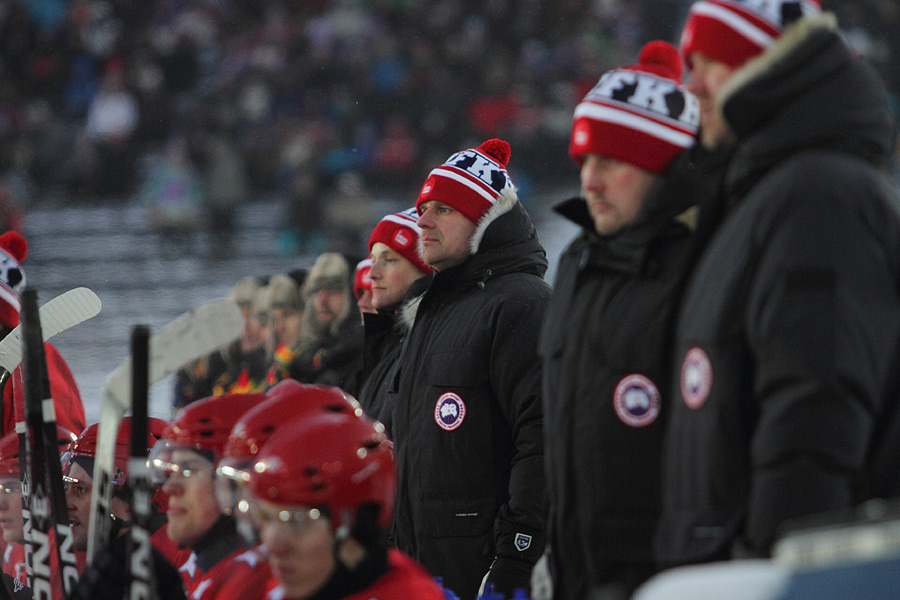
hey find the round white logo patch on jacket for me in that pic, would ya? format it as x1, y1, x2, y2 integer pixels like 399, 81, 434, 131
434, 392, 466, 431
681, 346, 713, 409
613, 374, 660, 427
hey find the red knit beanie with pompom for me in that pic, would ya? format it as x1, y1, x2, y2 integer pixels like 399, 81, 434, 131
570, 40, 700, 174
416, 138, 516, 224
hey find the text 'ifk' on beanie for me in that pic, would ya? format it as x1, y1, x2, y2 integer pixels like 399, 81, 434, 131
680, 0, 822, 69
416, 138, 517, 225
570, 41, 700, 174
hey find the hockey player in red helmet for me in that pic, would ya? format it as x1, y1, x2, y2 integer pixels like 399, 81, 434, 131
148, 392, 272, 600
215, 379, 362, 542
65, 416, 192, 600
61, 416, 169, 553
247, 412, 445, 600
0, 426, 78, 589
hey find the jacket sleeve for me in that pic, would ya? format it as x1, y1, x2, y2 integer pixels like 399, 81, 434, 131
487, 278, 550, 565
4, 344, 85, 438
742, 166, 900, 554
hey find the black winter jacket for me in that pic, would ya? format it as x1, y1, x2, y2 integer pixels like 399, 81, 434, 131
358, 308, 406, 430
656, 15, 900, 566
539, 163, 702, 598
388, 200, 550, 600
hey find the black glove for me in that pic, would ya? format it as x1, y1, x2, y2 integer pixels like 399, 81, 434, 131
484, 555, 534, 598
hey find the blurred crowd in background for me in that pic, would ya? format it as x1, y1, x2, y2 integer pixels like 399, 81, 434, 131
0, 0, 897, 252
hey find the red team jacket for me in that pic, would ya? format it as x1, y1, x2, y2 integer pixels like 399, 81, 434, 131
179, 546, 272, 600
5, 343, 86, 437
265, 549, 445, 600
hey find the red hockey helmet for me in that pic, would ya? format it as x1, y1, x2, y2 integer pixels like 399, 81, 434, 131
161, 392, 268, 458
216, 380, 362, 521
150, 392, 268, 486
0, 432, 19, 477
224, 380, 362, 465
62, 416, 169, 490
0, 425, 79, 479
249, 412, 395, 532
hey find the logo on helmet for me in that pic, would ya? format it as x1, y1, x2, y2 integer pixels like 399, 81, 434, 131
434, 392, 466, 431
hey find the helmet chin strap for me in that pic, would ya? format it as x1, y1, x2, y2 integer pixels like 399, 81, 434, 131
108, 511, 133, 543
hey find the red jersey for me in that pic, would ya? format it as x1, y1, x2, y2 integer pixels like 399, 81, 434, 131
2, 541, 25, 583
182, 546, 271, 600
151, 523, 192, 569
266, 549, 445, 600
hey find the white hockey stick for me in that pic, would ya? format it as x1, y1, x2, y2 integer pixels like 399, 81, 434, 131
87, 298, 244, 563
0, 286, 102, 376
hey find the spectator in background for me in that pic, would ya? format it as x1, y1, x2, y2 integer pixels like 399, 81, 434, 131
289, 252, 363, 395
0, 188, 23, 233
656, 2, 900, 569
173, 275, 265, 410
139, 137, 204, 254
83, 57, 139, 198
200, 127, 249, 254
0, 0, 895, 211
264, 274, 307, 386
213, 282, 273, 395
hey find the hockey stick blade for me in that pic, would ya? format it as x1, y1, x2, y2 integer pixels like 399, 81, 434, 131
0, 287, 101, 375
87, 298, 244, 563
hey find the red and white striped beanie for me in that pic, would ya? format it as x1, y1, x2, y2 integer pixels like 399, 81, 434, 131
368, 207, 433, 275
570, 41, 700, 174
416, 139, 515, 225
353, 258, 373, 301
0, 231, 27, 329
680, 0, 822, 69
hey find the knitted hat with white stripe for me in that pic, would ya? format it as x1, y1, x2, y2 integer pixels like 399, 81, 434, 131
0, 231, 27, 329
680, 0, 822, 69
353, 258, 373, 301
416, 139, 516, 226
570, 41, 700, 174
368, 208, 433, 275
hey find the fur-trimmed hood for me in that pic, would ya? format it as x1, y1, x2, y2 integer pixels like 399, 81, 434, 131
401, 197, 547, 331
716, 13, 895, 198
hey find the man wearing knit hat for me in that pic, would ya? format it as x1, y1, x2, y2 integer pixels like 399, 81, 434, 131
288, 252, 363, 395
386, 139, 550, 599
357, 208, 431, 429
353, 257, 375, 319
0, 231, 86, 438
654, 0, 900, 574
535, 41, 700, 600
